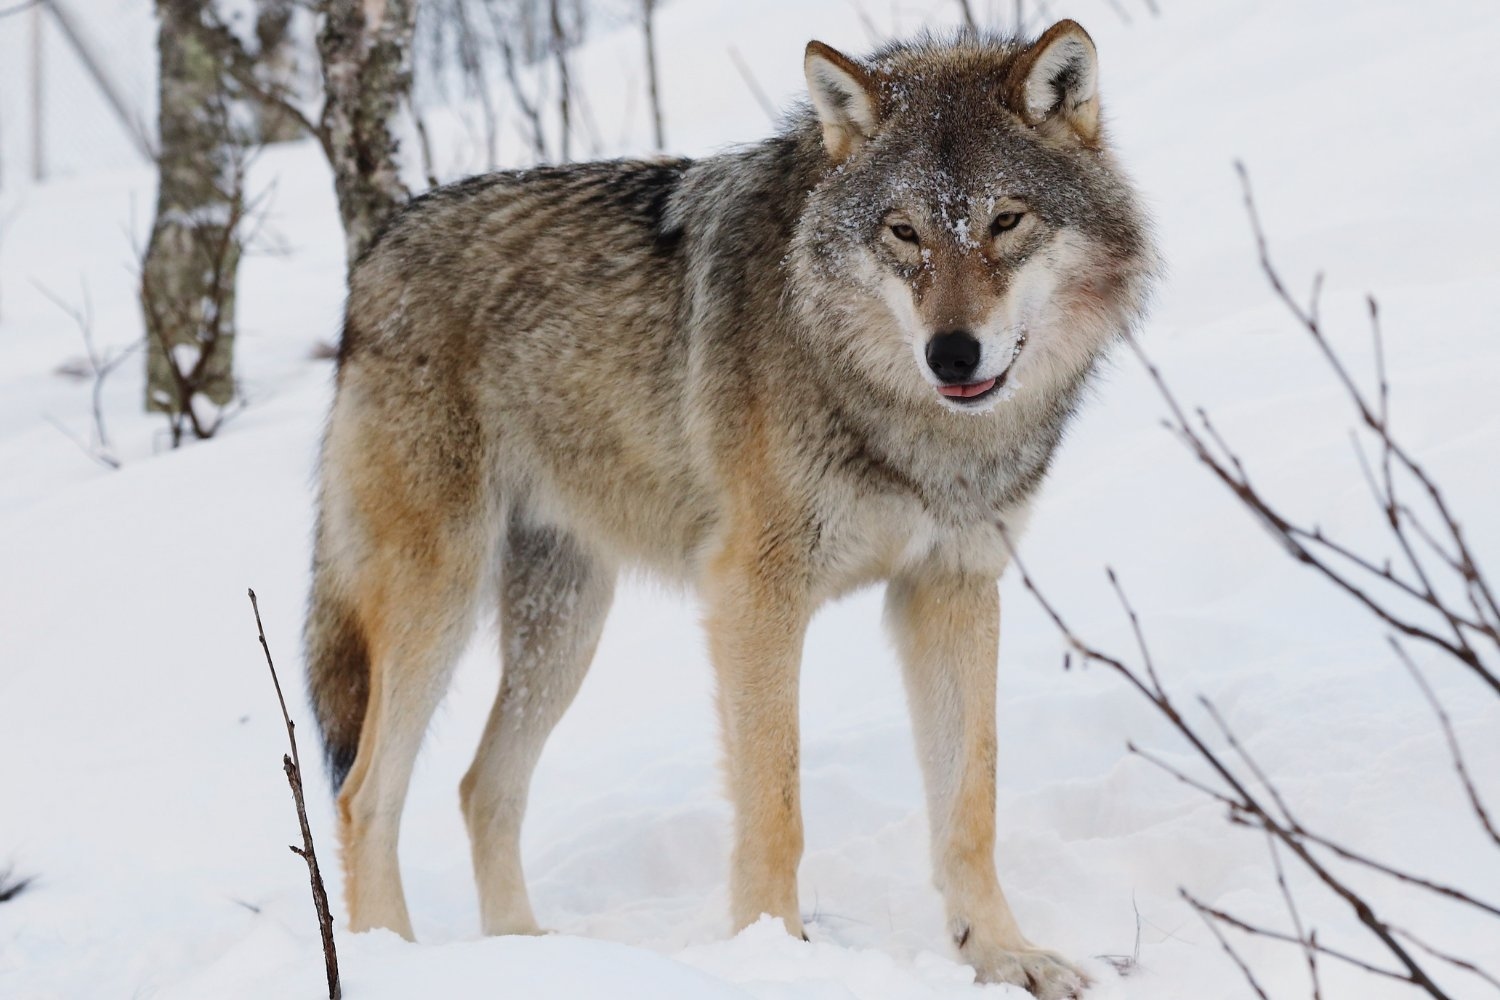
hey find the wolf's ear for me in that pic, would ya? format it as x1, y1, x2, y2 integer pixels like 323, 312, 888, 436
805, 41, 881, 163
1011, 20, 1100, 142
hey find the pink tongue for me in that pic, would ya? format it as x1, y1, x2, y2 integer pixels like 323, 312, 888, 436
938, 377, 997, 399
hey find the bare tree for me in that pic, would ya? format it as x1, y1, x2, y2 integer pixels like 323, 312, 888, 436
190, 0, 418, 271
140, 135, 255, 445
498, 26, 548, 160
317, 0, 419, 264
547, 0, 572, 161
251, 0, 305, 143
141, 0, 249, 432
642, 0, 664, 150
413, 0, 604, 167
955, 0, 977, 32
1009, 166, 1499, 998
728, 46, 778, 124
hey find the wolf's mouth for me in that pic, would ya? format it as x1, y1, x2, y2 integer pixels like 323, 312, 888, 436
935, 332, 1027, 407
938, 377, 999, 401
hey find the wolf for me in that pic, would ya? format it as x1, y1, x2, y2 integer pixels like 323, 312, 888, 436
305, 19, 1155, 998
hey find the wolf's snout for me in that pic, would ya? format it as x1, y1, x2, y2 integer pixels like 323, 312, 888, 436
925, 330, 980, 383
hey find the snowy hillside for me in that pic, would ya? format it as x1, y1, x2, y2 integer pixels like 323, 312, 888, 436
2, 1, 1498, 999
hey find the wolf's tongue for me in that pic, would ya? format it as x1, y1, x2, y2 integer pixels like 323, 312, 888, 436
938, 377, 997, 399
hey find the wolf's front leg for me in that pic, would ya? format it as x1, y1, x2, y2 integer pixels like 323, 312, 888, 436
886, 572, 1088, 1000
703, 516, 815, 939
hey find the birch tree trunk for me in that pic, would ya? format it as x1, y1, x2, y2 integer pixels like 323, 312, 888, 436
317, 0, 417, 267
253, 0, 304, 143
142, 0, 243, 429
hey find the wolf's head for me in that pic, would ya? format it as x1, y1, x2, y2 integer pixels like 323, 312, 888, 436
788, 22, 1158, 414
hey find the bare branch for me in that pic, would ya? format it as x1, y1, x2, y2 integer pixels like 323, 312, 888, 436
1012, 162, 1499, 1000
1391, 637, 1499, 847
1183, 892, 1414, 986
35, 278, 138, 467
248, 589, 341, 1000
728, 46, 778, 124
1184, 892, 1272, 1000
955, 0, 977, 32
1266, 834, 1321, 999
0, 865, 34, 902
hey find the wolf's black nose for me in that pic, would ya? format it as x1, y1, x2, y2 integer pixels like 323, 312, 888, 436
926, 330, 981, 383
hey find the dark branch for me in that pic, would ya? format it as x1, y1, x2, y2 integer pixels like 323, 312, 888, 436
248, 589, 341, 1000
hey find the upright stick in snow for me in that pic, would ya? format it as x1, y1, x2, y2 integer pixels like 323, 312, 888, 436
248, 589, 341, 1000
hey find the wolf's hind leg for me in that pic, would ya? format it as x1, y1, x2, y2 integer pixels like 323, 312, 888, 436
335, 512, 492, 940
461, 519, 616, 936
886, 571, 1087, 1000
322, 368, 497, 941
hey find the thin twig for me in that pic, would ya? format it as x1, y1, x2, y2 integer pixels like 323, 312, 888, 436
1391, 637, 1499, 847
1005, 538, 1457, 997
248, 589, 341, 1000
955, 0, 978, 31
1184, 892, 1413, 986
1266, 834, 1321, 999
728, 46, 779, 124
1185, 893, 1271, 1000
1391, 926, 1500, 992
35, 278, 137, 467
0, 866, 33, 902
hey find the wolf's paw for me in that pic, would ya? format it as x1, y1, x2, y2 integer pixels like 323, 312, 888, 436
514, 924, 552, 937
481, 914, 550, 937
965, 942, 1089, 999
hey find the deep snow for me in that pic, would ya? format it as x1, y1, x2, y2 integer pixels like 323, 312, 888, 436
2, 1, 1498, 998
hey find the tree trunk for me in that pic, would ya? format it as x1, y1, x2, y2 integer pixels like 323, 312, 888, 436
253, 0, 304, 143
317, 0, 417, 268
142, 0, 242, 428
643, 0, 664, 151
548, 0, 571, 162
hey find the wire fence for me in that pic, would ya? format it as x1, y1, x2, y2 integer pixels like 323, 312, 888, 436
0, 0, 155, 190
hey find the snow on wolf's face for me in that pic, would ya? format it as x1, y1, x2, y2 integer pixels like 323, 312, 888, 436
791, 27, 1158, 413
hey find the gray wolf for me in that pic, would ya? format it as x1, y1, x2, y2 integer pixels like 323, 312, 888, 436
305, 20, 1156, 998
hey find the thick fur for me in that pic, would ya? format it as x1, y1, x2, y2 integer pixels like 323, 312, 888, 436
306, 23, 1156, 1000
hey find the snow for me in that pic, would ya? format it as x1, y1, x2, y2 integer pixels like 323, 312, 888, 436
2, 1, 1499, 999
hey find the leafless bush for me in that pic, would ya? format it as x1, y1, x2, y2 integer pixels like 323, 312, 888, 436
1008, 165, 1498, 998
38, 279, 139, 469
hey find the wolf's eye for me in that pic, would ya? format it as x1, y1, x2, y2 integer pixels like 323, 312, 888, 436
991, 212, 1024, 235
889, 223, 920, 243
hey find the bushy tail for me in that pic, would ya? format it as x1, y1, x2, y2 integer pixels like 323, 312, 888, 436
305, 528, 370, 793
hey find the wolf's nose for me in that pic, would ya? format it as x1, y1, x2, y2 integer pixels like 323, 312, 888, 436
926, 330, 981, 383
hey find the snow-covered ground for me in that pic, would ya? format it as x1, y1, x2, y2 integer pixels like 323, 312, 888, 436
3, 1, 1499, 998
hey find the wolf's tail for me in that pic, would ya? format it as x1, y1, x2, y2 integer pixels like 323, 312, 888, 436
305, 519, 370, 793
